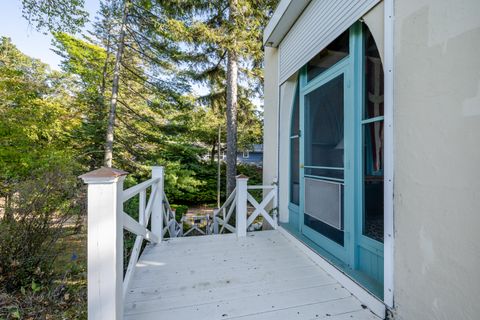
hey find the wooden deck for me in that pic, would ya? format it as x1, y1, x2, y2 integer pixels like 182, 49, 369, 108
124, 230, 381, 320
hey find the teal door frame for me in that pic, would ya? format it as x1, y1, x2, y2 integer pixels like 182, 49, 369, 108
291, 22, 384, 296
299, 58, 352, 265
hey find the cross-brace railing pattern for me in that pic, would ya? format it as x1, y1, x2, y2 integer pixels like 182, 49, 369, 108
212, 175, 278, 237
211, 187, 237, 234
162, 191, 183, 238
246, 185, 277, 230
81, 169, 278, 320
80, 166, 182, 320
122, 174, 160, 298
122, 176, 182, 298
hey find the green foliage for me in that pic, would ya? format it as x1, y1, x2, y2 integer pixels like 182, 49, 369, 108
171, 204, 188, 222
0, 37, 81, 195
21, 0, 88, 33
1, 5, 277, 319
0, 39, 84, 293
0, 168, 81, 292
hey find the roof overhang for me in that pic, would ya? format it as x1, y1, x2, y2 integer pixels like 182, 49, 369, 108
263, 0, 311, 47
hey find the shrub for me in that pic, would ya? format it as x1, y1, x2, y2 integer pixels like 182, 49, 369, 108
0, 169, 82, 292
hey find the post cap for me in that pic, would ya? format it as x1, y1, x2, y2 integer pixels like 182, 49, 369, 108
236, 174, 249, 180
79, 167, 128, 184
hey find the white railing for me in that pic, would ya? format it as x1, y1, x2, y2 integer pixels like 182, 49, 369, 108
80, 168, 277, 320
122, 175, 160, 299
212, 187, 237, 234
80, 166, 180, 320
212, 175, 278, 237
162, 191, 183, 238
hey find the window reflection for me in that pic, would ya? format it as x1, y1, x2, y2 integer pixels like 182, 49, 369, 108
362, 25, 384, 243
307, 30, 349, 82
305, 74, 344, 179
290, 84, 300, 205
364, 27, 384, 119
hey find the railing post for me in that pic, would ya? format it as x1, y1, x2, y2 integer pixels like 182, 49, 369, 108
151, 166, 164, 241
80, 167, 128, 320
235, 175, 249, 237
213, 209, 219, 234
273, 184, 278, 228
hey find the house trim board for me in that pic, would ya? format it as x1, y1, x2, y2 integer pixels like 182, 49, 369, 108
382, 0, 395, 309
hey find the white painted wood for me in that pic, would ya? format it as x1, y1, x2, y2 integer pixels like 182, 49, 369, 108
220, 194, 237, 233
126, 274, 335, 308
213, 208, 219, 234
124, 230, 381, 320
126, 284, 349, 318
142, 184, 157, 223
263, 0, 310, 46
224, 297, 373, 320
216, 187, 237, 234
132, 249, 316, 279
217, 217, 236, 233
277, 227, 386, 318
122, 177, 159, 202
247, 185, 275, 190
139, 190, 146, 225
278, 0, 381, 83
235, 176, 248, 237
81, 172, 126, 320
246, 189, 276, 228
123, 235, 143, 298
122, 212, 159, 243
273, 184, 278, 225
150, 166, 163, 240
383, 0, 395, 309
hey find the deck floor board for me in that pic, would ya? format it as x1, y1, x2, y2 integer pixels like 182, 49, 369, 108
124, 230, 382, 320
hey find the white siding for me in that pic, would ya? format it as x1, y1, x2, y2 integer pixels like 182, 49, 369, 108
279, 0, 380, 84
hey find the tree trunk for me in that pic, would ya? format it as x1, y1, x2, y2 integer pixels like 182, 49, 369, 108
210, 142, 216, 164
217, 125, 221, 208
100, 34, 112, 99
3, 193, 12, 221
104, 0, 129, 168
226, 0, 239, 195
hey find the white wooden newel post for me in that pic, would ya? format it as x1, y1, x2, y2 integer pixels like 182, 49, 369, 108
151, 166, 164, 240
80, 167, 128, 320
235, 175, 249, 237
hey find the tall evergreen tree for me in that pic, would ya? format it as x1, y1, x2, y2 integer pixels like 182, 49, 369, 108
154, 0, 278, 194
21, 0, 88, 33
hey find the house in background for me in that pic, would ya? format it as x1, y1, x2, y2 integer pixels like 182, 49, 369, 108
262, 0, 480, 319
237, 144, 263, 167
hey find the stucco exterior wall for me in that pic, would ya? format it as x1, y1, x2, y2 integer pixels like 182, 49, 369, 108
278, 76, 298, 223
262, 47, 279, 189
363, 1, 384, 63
393, 1, 480, 319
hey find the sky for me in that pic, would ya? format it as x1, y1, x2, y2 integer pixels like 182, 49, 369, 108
0, 0, 100, 70
0, 1, 258, 104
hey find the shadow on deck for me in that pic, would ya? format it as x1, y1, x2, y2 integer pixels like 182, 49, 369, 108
124, 230, 381, 320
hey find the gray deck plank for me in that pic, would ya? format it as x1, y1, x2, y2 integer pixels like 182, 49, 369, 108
124, 230, 382, 320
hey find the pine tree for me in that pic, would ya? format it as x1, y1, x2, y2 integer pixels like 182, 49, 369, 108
154, 0, 278, 194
